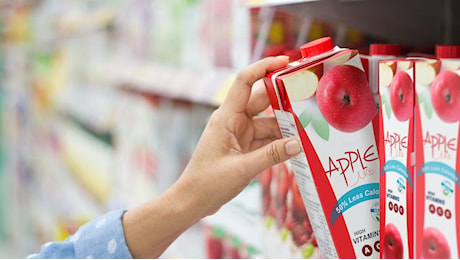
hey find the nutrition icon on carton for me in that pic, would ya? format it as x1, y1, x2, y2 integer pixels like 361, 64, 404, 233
378, 59, 415, 259
264, 37, 380, 258
415, 45, 460, 259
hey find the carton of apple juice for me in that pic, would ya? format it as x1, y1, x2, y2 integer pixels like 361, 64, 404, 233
378, 59, 415, 259
414, 45, 460, 259
259, 161, 319, 258
259, 108, 319, 259
361, 44, 402, 101
263, 37, 380, 258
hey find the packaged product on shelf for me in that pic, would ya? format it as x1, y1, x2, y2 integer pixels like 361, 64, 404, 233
259, 159, 318, 258
204, 223, 260, 259
204, 225, 226, 259
263, 37, 380, 258
203, 179, 264, 259
250, 8, 301, 61
414, 45, 460, 259
361, 44, 402, 102
150, 1, 188, 66
378, 59, 415, 259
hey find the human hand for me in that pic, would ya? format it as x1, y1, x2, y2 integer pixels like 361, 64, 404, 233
122, 56, 302, 258
168, 56, 302, 217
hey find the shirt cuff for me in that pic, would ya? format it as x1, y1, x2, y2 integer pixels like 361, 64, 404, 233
71, 209, 133, 259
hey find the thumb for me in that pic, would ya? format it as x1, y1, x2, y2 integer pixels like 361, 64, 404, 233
243, 138, 301, 177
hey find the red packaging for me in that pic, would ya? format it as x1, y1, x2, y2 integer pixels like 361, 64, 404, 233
264, 37, 380, 258
414, 45, 460, 259
378, 59, 415, 259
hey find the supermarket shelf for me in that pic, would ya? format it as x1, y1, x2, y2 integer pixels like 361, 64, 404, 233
54, 85, 119, 139
56, 7, 115, 36
4, 0, 459, 258
277, 0, 459, 47
87, 60, 237, 107
245, 0, 319, 7
56, 120, 114, 203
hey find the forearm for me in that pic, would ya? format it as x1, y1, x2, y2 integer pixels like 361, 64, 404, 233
121, 56, 297, 259
122, 178, 205, 259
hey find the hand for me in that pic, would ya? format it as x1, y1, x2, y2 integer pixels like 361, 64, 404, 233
170, 56, 302, 215
122, 56, 301, 258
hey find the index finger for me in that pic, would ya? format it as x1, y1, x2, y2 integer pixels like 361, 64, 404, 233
221, 56, 289, 113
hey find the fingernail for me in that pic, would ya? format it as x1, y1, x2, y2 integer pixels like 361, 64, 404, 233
285, 139, 301, 155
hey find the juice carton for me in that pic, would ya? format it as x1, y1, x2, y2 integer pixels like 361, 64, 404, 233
414, 45, 460, 259
361, 44, 402, 100
259, 160, 319, 258
264, 37, 380, 258
259, 108, 319, 258
378, 59, 415, 259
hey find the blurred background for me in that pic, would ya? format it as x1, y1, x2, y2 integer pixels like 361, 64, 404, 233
0, 0, 458, 258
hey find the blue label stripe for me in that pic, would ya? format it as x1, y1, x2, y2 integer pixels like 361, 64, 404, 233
381, 160, 414, 189
417, 161, 459, 187
330, 183, 380, 226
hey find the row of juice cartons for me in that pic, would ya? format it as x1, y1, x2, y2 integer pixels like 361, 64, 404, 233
263, 37, 460, 258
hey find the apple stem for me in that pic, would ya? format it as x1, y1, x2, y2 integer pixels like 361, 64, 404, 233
446, 93, 451, 103
343, 94, 351, 105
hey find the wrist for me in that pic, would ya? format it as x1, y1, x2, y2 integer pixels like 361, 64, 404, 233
164, 176, 213, 222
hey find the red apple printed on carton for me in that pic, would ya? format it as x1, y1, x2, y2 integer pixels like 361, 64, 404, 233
389, 70, 414, 122
265, 38, 380, 258
431, 70, 460, 123
316, 64, 377, 132
421, 227, 451, 259
382, 223, 404, 259
379, 60, 413, 89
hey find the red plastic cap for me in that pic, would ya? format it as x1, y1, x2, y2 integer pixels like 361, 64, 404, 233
369, 44, 401, 56
300, 37, 334, 58
436, 45, 460, 58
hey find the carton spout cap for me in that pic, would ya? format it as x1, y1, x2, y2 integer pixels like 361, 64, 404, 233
369, 44, 401, 56
436, 45, 460, 58
300, 37, 334, 58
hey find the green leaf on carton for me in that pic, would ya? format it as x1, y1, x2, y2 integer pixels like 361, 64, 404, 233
415, 93, 422, 105
298, 109, 312, 129
383, 94, 391, 120
424, 98, 433, 120
312, 112, 329, 141
419, 92, 434, 119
